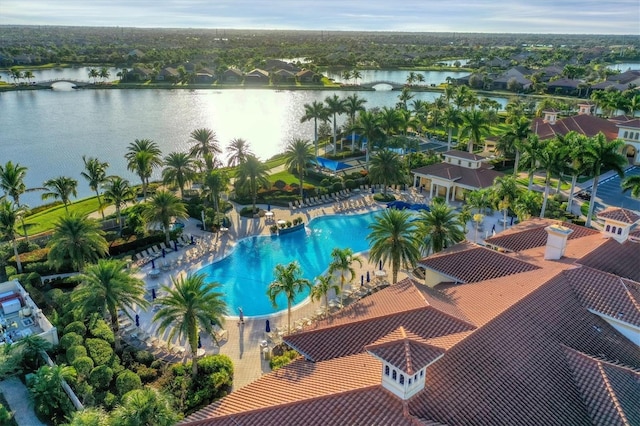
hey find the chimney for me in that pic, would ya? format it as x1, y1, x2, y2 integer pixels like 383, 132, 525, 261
544, 225, 574, 260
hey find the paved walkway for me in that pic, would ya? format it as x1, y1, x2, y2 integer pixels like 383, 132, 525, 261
0, 376, 46, 426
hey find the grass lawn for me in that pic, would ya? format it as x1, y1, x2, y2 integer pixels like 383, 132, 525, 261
21, 196, 102, 236
269, 170, 324, 186
516, 177, 571, 191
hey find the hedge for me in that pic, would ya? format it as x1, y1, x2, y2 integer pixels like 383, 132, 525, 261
59, 332, 84, 351
89, 365, 113, 390
89, 320, 115, 344
116, 370, 142, 396
108, 233, 166, 256
64, 321, 87, 337
66, 345, 88, 364
73, 356, 94, 378
85, 338, 115, 366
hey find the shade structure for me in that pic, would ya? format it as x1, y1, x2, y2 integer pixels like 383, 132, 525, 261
265, 319, 271, 333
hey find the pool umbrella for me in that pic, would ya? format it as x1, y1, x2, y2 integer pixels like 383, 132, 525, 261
266, 320, 271, 333
419, 186, 423, 193
366, 271, 370, 283
491, 224, 496, 233
135, 314, 140, 327
151, 289, 156, 300
379, 260, 383, 270
510, 216, 514, 226
173, 240, 178, 251
361, 275, 364, 286
162, 248, 166, 258
151, 259, 156, 269
267, 204, 271, 212
190, 235, 195, 244
198, 335, 202, 349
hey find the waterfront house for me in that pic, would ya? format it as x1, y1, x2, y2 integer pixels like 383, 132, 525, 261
296, 69, 318, 83
220, 68, 243, 83
244, 69, 270, 85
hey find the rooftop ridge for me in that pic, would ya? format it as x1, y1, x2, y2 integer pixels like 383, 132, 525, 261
597, 363, 631, 426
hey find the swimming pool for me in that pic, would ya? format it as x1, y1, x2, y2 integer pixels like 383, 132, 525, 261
194, 211, 380, 317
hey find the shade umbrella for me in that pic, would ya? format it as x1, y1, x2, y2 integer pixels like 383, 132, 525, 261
265, 319, 271, 333
173, 240, 178, 251
151, 289, 156, 300
379, 260, 383, 270
190, 235, 195, 244
151, 259, 156, 269
366, 271, 370, 283
198, 334, 202, 349
135, 314, 140, 327
162, 248, 166, 258
267, 204, 271, 212
361, 275, 364, 286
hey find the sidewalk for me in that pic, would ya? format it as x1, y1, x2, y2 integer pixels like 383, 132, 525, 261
0, 376, 46, 426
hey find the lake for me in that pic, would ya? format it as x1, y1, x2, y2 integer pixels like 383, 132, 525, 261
0, 67, 508, 207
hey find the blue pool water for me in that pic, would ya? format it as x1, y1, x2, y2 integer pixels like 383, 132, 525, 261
194, 211, 380, 317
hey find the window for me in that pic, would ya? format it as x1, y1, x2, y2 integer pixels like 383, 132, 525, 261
399, 374, 405, 385
409, 378, 412, 385
612, 226, 617, 234
635, 133, 639, 140
385, 365, 389, 376
420, 370, 424, 377
606, 224, 611, 232
468, 162, 472, 167
617, 227, 622, 235
457, 160, 461, 165
414, 374, 418, 381
392, 370, 397, 381
624, 131, 629, 138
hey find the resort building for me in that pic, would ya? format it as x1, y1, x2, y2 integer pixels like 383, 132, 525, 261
0, 279, 58, 347
410, 150, 503, 203
180, 208, 639, 426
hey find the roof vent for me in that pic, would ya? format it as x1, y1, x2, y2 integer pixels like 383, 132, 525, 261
544, 225, 574, 260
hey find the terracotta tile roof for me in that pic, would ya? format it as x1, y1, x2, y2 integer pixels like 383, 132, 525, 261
366, 327, 446, 374
563, 348, 640, 426
617, 118, 640, 129
485, 219, 598, 252
532, 114, 619, 141
567, 266, 640, 327
418, 244, 540, 283
577, 239, 640, 282
411, 162, 504, 189
407, 272, 640, 425
442, 150, 485, 161
597, 207, 640, 224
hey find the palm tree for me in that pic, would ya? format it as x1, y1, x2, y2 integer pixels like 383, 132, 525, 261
98, 67, 110, 83
0, 199, 25, 273
417, 202, 465, 255
202, 169, 230, 223
102, 176, 135, 235
81, 156, 109, 219
467, 188, 493, 215
283, 138, 315, 199
378, 107, 402, 138
28, 364, 77, 424
300, 101, 328, 158
584, 134, 627, 227
189, 128, 221, 171
442, 106, 464, 151
226, 138, 253, 167
125, 139, 163, 200
0, 161, 36, 240
367, 209, 421, 284
153, 273, 228, 378
42, 176, 78, 214
537, 140, 568, 218
622, 175, 640, 198
235, 155, 270, 213
324, 94, 346, 156
492, 175, 522, 225
329, 247, 362, 305
110, 387, 179, 426
71, 259, 148, 351
565, 133, 592, 212
461, 110, 489, 153
267, 261, 312, 335
501, 116, 532, 175
88, 68, 99, 83
354, 110, 384, 170
310, 274, 339, 316
369, 150, 405, 196
47, 213, 108, 271
513, 190, 542, 221
162, 152, 196, 198
352, 69, 362, 85
519, 135, 545, 190
343, 94, 367, 151
143, 190, 188, 245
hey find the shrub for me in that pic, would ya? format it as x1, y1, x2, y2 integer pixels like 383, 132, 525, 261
64, 321, 87, 337
331, 182, 343, 193
273, 179, 287, 189
134, 350, 155, 366
85, 338, 115, 366
89, 320, 115, 344
73, 356, 94, 378
373, 193, 396, 202
66, 345, 87, 364
115, 370, 142, 396
198, 354, 234, 376
134, 364, 158, 383
59, 332, 84, 350
89, 365, 114, 390
103, 391, 118, 410
269, 225, 278, 233
269, 350, 299, 371
344, 179, 358, 189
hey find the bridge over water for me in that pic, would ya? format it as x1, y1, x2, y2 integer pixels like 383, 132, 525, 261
35, 79, 92, 89
360, 81, 405, 90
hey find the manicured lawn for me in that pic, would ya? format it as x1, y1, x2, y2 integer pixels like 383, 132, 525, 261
269, 170, 324, 186
22, 197, 102, 235
515, 177, 571, 191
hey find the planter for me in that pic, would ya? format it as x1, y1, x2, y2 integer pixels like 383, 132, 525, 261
277, 223, 305, 235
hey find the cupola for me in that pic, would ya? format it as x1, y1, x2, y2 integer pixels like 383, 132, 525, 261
597, 208, 640, 243
543, 109, 559, 125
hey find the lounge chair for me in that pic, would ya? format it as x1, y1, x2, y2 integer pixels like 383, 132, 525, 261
288, 201, 295, 210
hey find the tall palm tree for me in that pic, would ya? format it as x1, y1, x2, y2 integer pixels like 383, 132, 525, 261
328, 247, 362, 305
369, 150, 405, 196
537, 140, 569, 218
343, 94, 367, 151
300, 101, 328, 158
0, 162, 36, 239
622, 175, 640, 198
492, 175, 522, 225
0, 199, 25, 273
81, 156, 109, 219
501, 116, 532, 175
354, 110, 384, 170
461, 110, 489, 153
442, 106, 464, 151
189, 128, 221, 171
235, 155, 270, 213
42, 176, 78, 214
513, 191, 542, 221
103, 176, 135, 235
467, 188, 494, 215
47, 213, 108, 272
324, 94, 346, 156
202, 169, 230, 222
267, 261, 312, 335
519, 134, 545, 190
310, 274, 339, 316
226, 138, 253, 167
162, 152, 196, 198
417, 202, 465, 255
584, 134, 627, 227
153, 273, 228, 378
125, 139, 162, 200
378, 106, 402, 138
71, 259, 148, 351
367, 209, 421, 284
283, 138, 315, 199
143, 190, 188, 245
565, 133, 592, 212
110, 387, 179, 426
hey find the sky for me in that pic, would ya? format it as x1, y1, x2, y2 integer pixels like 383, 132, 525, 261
1, 0, 639, 34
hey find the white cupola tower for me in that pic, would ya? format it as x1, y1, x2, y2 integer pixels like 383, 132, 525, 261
543, 109, 559, 125
597, 208, 640, 243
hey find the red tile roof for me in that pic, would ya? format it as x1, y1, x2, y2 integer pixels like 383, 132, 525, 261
442, 150, 485, 161
563, 348, 640, 426
411, 162, 504, 189
418, 243, 540, 283
577, 239, 640, 283
567, 266, 640, 327
485, 219, 598, 252
532, 114, 619, 141
597, 207, 640, 224
617, 118, 640, 129
366, 327, 446, 374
